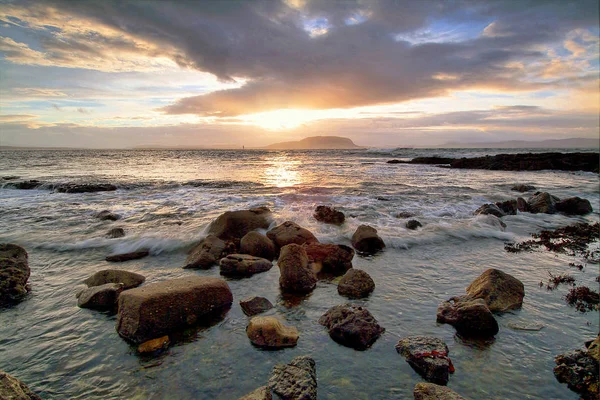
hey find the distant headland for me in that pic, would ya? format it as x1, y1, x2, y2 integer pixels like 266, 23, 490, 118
264, 136, 362, 150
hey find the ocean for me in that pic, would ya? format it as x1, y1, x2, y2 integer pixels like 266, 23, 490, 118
0, 148, 598, 399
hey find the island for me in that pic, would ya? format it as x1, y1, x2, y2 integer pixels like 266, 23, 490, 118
264, 136, 362, 150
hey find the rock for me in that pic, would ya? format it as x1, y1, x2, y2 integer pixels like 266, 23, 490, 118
351, 225, 385, 254
219, 254, 273, 277
556, 197, 593, 215
511, 184, 536, 192
240, 231, 277, 260
6, 180, 42, 190
240, 296, 274, 316
267, 221, 319, 248
318, 304, 384, 350
409, 157, 455, 165
239, 386, 272, 400
313, 205, 345, 224
0, 244, 31, 306
303, 242, 354, 276
95, 210, 120, 221
137, 335, 170, 354
413, 382, 467, 400
396, 211, 415, 218
207, 207, 272, 240
106, 227, 125, 238
105, 250, 149, 262
528, 192, 560, 214
516, 197, 529, 212
465, 269, 525, 312
277, 244, 317, 294
0, 370, 42, 400
396, 336, 452, 385
337, 269, 375, 299
406, 220, 422, 230
495, 200, 517, 215
587, 336, 600, 362
472, 215, 506, 230
184, 235, 227, 269
55, 183, 118, 193
116, 276, 233, 344
554, 345, 599, 400
268, 356, 317, 400
449, 152, 599, 172
246, 316, 299, 348
76, 283, 124, 310
473, 204, 505, 218
436, 297, 499, 338
387, 159, 404, 164
83, 269, 145, 290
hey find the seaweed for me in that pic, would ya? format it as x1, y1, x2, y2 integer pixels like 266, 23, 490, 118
564, 286, 600, 312
545, 272, 575, 291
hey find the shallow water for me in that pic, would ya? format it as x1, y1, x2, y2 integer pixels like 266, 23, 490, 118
0, 148, 598, 399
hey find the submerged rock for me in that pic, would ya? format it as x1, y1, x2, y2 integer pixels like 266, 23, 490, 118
184, 235, 227, 269
495, 200, 517, 216
413, 382, 467, 400
207, 207, 272, 240
6, 180, 42, 190
84, 269, 145, 290
396, 336, 453, 385
95, 210, 120, 221
473, 204, 505, 218
267, 221, 319, 248
351, 225, 385, 255
303, 242, 354, 276
77, 283, 123, 310
240, 231, 277, 261
277, 244, 317, 294
555, 197, 593, 215
516, 197, 529, 212
319, 304, 384, 350
436, 297, 499, 338
554, 338, 599, 400
406, 219, 422, 230
116, 276, 233, 344
240, 296, 274, 316
106, 227, 125, 238
511, 184, 536, 193
246, 316, 299, 348
268, 356, 317, 400
219, 254, 273, 277
55, 183, 117, 193
337, 269, 375, 299
106, 250, 149, 262
313, 205, 345, 224
238, 386, 272, 400
528, 192, 560, 214
465, 269, 524, 312
0, 370, 42, 400
0, 243, 31, 306
137, 335, 170, 354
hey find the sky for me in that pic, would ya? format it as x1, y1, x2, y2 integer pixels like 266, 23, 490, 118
0, 0, 598, 148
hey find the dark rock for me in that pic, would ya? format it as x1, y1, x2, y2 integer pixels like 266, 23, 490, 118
277, 244, 317, 294
465, 269, 525, 312
238, 386, 272, 400
555, 197, 593, 215
351, 225, 385, 254
55, 183, 117, 193
76, 283, 123, 310
396, 211, 415, 218
554, 341, 599, 400
105, 250, 149, 262
83, 269, 145, 290
527, 192, 560, 214
184, 235, 227, 269
406, 220, 422, 230
207, 207, 272, 240
2, 176, 19, 180
387, 159, 405, 164
474, 215, 506, 230
516, 197, 529, 212
413, 382, 467, 400
219, 254, 273, 277
409, 157, 455, 165
313, 205, 345, 224
337, 269, 375, 299
246, 316, 299, 348
396, 336, 452, 385
0, 243, 31, 306
116, 276, 233, 344
6, 180, 42, 190
240, 231, 277, 260
267, 221, 319, 248
473, 204, 505, 218
0, 370, 42, 400
303, 242, 354, 276
511, 184, 536, 192
240, 296, 274, 316
318, 304, 384, 350
436, 297, 499, 338
449, 152, 599, 172
495, 200, 517, 215
95, 210, 120, 221
268, 356, 317, 400
106, 227, 125, 238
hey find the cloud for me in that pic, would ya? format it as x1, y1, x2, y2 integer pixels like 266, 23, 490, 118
12, 88, 67, 97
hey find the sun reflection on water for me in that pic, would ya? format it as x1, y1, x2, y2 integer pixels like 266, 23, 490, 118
262, 155, 302, 187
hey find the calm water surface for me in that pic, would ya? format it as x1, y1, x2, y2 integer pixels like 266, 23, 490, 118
0, 148, 598, 399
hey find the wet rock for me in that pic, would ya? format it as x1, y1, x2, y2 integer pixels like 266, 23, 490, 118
267, 221, 319, 248
207, 207, 272, 240
511, 184, 536, 192
473, 204, 505, 218
436, 297, 499, 338
554, 340, 599, 400
313, 205, 345, 224
268, 356, 317, 400
55, 183, 117, 193
555, 197, 593, 215
337, 269, 375, 299
0, 243, 31, 306
277, 244, 317, 294
396, 211, 415, 218
318, 304, 384, 350
387, 159, 404, 164
184, 235, 226, 269
6, 180, 42, 190
406, 219, 422, 230
106, 227, 125, 238
409, 157, 455, 165
495, 200, 517, 215
472, 215, 506, 230
95, 210, 120, 221
587, 336, 600, 362
449, 152, 599, 172
246, 316, 299, 348
240, 231, 277, 261
465, 269, 524, 312
351, 225, 385, 254
396, 336, 452, 385
105, 250, 149, 262
2, 176, 19, 180
76, 283, 123, 310
413, 382, 467, 400
219, 254, 273, 277
84, 269, 145, 290
137, 335, 170, 354
528, 192, 560, 214
516, 197, 529, 212
0, 370, 42, 400
303, 242, 354, 276
239, 386, 272, 400
116, 276, 233, 344
240, 296, 274, 316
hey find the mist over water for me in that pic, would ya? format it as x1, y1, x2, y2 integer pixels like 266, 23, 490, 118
0, 148, 598, 399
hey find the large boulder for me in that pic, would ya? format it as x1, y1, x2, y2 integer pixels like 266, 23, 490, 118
267, 221, 319, 248
337, 269, 375, 299
555, 197, 593, 215
0, 370, 41, 400
528, 192, 560, 214
277, 244, 317, 294
268, 356, 317, 400
207, 207, 272, 240
495, 200, 517, 216
184, 235, 227, 269
318, 304, 384, 350
105, 250, 149, 262
351, 225, 385, 254
116, 276, 233, 344
240, 296, 274, 316
240, 232, 277, 261
396, 336, 453, 385
76, 283, 123, 310
303, 242, 354, 276
413, 383, 467, 400
83, 269, 145, 290
436, 297, 499, 338
219, 254, 273, 277
473, 204, 505, 218
554, 341, 599, 400
313, 205, 345, 225
465, 269, 524, 312
246, 316, 299, 348
0, 244, 31, 305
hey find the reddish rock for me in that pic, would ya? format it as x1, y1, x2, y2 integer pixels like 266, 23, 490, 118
277, 244, 317, 294
351, 225, 385, 254
313, 205, 345, 224
303, 242, 354, 276
207, 207, 272, 240
240, 231, 277, 260
267, 221, 319, 248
